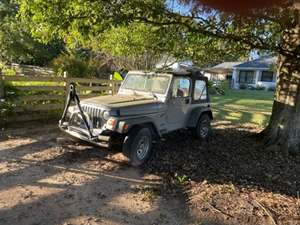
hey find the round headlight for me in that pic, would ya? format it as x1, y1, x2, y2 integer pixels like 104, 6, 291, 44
102, 110, 110, 120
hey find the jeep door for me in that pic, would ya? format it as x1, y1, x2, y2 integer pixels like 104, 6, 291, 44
166, 76, 192, 131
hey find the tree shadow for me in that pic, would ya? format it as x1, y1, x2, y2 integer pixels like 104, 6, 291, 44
146, 126, 300, 197
1, 122, 299, 225
0, 134, 192, 225
213, 107, 270, 126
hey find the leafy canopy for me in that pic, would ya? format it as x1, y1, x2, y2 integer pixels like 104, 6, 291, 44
17, 0, 251, 68
0, 0, 64, 65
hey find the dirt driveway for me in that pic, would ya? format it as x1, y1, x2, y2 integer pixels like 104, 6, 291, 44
0, 121, 299, 225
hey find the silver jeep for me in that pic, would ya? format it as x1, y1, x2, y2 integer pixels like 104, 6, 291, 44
59, 70, 213, 166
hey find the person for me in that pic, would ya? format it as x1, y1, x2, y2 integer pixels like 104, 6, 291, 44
113, 68, 128, 81
113, 70, 123, 81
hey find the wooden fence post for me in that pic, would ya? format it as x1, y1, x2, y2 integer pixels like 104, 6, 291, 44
109, 74, 113, 95
114, 81, 119, 95
63, 71, 69, 102
0, 74, 5, 100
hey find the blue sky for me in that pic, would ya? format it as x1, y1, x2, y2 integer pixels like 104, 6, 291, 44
166, 0, 192, 15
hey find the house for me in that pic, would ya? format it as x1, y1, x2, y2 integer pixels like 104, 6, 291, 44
232, 56, 277, 90
203, 61, 243, 82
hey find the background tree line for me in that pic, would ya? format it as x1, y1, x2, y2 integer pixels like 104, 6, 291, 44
0, 0, 248, 77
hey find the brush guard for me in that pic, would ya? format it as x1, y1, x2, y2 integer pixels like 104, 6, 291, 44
59, 83, 95, 140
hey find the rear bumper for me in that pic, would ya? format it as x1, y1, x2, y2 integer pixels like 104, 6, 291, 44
59, 125, 111, 148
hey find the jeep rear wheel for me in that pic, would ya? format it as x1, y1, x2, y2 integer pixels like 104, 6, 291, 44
193, 114, 211, 141
122, 127, 153, 167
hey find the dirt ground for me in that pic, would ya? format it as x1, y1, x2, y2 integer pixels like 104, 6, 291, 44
0, 121, 299, 225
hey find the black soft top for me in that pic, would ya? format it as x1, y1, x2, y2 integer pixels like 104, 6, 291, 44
159, 67, 206, 80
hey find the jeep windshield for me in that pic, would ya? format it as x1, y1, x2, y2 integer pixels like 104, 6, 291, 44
121, 74, 171, 94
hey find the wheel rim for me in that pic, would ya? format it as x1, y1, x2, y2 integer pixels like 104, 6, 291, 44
136, 135, 150, 160
199, 119, 210, 138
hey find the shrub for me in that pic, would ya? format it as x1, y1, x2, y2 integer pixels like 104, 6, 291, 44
219, 80, 230, 91
256, 86, 266, 91
0, 62, 16, 76
207, 80, 214, 88
239, 84, 247, 89
51, 54, 90, 77
51, 52, 110, 78
268, 86, 276, 91
208, 86, 217, 95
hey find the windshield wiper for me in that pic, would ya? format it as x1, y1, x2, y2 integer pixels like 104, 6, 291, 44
150, 92, 158, 100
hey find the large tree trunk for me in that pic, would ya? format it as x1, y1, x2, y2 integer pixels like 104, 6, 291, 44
263, 15, 300, 153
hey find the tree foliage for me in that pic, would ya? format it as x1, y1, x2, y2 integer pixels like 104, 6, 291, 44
17, 0, 248, 68
16, 0, 286, 52
0, 0, 63, 65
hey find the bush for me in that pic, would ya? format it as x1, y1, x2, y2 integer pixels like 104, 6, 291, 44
0, 62, 16, 76
208, 86, 217, 95
268, 86, 276, 91
51, 54, 91, 77
219, 80, 230, 91
51, 52, 111, 78
239, 84, 247, 89
208, 80, 227, 95
256, 86, 266, 91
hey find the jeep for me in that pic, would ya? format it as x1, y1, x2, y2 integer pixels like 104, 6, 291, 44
59, 70, 213, 166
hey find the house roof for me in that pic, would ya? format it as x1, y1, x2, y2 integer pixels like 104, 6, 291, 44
212, 62, 244, 69
204, 61, 243, 74
234, 56, 277, 69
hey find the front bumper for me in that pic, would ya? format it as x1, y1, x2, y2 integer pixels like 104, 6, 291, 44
59, 123, 111, 148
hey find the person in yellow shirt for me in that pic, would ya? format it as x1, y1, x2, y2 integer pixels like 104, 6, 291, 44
113, 71, 123, 81
113, 68, 128, 81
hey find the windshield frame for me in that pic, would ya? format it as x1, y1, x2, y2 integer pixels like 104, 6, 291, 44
119, 71, 173, 96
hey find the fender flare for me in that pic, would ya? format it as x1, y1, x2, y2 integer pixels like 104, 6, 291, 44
187, 108, 213, 128
117, 117, 161, 137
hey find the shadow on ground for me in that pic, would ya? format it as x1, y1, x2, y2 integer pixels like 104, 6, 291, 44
0, 126, 190, 225
0, 121, 299, 225
147, 122, 299, 197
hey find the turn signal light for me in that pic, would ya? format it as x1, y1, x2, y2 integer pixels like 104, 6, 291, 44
123, 123, 129, 132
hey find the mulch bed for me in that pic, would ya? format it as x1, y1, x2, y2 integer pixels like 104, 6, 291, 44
145, 121, 300, 225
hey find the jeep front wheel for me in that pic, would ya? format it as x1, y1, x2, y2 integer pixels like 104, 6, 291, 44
193, 114, 211, 141
122, 127, 153, 167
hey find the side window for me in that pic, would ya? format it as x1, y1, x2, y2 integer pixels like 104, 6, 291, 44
261, 71, 274, 82
172, 78, 190, 98
194, 80, 207, 101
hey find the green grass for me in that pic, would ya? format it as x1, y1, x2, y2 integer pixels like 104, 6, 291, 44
211, 89, 274, 127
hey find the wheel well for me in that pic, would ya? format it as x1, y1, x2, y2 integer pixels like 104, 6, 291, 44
200, 111, 213, 120
128, 123, 159, 139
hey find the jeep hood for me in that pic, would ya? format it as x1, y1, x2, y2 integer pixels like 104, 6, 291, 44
81, 94, 164, 116
82, 94, 159, 107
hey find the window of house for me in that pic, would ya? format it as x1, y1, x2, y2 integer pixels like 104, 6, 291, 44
172, 78, 190, 98
261, 71, 274, 82
226, 74, 232, 80
194, 80, 207, 101
238, 70, 255, 84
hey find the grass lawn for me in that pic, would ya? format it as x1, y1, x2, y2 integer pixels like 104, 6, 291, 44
211, 89, 274, 127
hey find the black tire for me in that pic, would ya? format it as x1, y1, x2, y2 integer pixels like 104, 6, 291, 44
122, 127, 153, 167
193, 114, 212, 141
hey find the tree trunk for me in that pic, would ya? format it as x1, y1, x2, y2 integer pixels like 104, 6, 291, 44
263, 16, 300, 153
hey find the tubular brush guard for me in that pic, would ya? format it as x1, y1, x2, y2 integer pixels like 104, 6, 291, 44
59, 83, 94, 139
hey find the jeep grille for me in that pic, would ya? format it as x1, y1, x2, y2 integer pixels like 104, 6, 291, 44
81, 105, 103, 128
